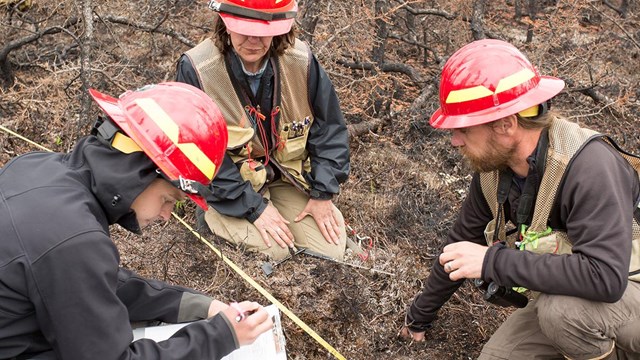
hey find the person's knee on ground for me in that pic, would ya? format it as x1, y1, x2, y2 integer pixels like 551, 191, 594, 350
537, 293, 616, 359
202, 191, 348, 261
203, 206, 293, 261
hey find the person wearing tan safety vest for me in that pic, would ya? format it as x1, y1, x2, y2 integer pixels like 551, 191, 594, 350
399, 39, 640, 359
175, 0, 352, 261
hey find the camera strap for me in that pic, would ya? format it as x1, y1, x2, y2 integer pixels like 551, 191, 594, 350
495, 128, 549, 243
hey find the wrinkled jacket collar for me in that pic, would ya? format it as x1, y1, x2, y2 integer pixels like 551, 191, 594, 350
63, 136, 158, 233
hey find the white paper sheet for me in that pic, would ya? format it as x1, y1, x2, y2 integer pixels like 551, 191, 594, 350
131, 304, 286, 360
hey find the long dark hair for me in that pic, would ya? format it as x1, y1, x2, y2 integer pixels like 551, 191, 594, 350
211, 14, 296, 56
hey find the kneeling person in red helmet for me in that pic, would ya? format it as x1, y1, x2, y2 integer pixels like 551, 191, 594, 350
176, 0, 352, 262
0, 82, 273, 359
400, 39, 640, 359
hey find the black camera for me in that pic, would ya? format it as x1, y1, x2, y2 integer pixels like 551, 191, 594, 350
473, 279, 528, 308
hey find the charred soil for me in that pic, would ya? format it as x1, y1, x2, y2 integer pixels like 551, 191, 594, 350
1, 1, 639, 359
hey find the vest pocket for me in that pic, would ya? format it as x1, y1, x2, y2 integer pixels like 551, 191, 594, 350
521, 233, 558, 253
276, 135, 307, 162
484, 219, 497, 246
275, 118, 312, 163
227, 125, 255, 151
239, 160, 267, 192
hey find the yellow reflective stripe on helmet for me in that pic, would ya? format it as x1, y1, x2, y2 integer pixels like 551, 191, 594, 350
176, 143, 217, 179
494, 68, 535, 94
445, 68, 536, 104
135, 98, 217, 180
445, 85, 494, 104
112, 132, 143, 154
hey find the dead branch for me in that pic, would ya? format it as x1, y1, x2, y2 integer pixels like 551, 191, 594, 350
0, 17, 80, 88
602, 0, 628, 18
387, 33, 443, 64
98, 14, 195, 48
589, 2, 640, 50
470, 0, 486, 40
347, 118, 387, 138
402, 5, 456, 20
78, 0, 94, 129
298, 0, 321, 45
564, 79, 627, 120
372, 0, 389, 65
408, 81, 438, 114
336, 59, 423, 84
525, 0, 537, 43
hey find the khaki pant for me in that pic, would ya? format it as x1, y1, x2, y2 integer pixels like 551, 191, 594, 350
479, 281, 640, 360
204, 180, 347, 261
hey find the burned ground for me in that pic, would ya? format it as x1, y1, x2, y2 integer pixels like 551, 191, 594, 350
1, 0, 639, 359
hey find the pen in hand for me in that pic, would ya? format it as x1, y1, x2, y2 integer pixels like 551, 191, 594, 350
229, 302, 257, 322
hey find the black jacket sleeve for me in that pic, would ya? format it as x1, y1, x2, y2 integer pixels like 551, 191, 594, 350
305, 54, 350, 197
31, 232, 237, 360
175, 55, 267, 222
116, 268, 212, 323
406, 174, 491, 329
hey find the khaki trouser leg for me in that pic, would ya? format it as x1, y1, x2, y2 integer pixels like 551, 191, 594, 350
536, 281, 640, 359
478, 301, 562, 359
267, 180, 347, 261
479, 282, 640, 360
203, 186, 289, 261
203, 180, 346, 261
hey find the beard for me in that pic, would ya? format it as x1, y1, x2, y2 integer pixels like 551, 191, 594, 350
460, 138, 516, 173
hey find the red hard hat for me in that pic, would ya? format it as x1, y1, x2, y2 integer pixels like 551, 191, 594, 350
209, 0, 297, 37
89, 82, 228, 210
430, 39, 565, 129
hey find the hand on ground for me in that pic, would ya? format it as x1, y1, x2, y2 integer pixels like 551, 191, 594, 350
399, 326, 425, 342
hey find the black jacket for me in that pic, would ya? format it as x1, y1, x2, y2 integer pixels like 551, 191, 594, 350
176, 50, 350, 222
0, 136, 237, 359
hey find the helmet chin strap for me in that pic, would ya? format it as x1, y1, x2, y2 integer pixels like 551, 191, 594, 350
155, 169, 214, 201
208, 0, 297, 21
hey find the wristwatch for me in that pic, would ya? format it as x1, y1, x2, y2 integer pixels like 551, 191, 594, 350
309, 189, 333, 200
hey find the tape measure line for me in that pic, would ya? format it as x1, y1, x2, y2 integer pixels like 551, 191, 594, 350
0, 124, 53, 152
173, 215, 346, 360
0, 124, 346, 360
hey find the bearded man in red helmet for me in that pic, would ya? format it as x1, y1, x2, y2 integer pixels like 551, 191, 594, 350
175, 0, 355, 262
400, 39, 640, 359
0, 82, 273, 359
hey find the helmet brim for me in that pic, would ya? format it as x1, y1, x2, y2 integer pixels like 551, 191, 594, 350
430, 76, 565, 129
89, 88, 210, 211
89, 88, 136, 140
220, 13, 294, 37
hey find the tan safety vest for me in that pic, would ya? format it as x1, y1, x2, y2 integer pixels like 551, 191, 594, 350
480, 118, 640, 282
185, 39, 314, 193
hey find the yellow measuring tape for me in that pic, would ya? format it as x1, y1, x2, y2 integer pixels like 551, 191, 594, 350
174, 216, 346, 360
0, 124, 346, 360
0, 124, 53, 152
